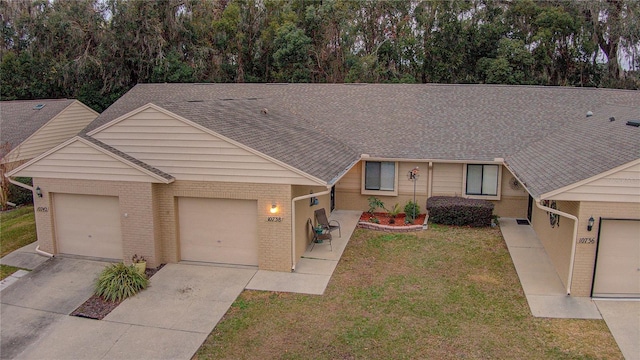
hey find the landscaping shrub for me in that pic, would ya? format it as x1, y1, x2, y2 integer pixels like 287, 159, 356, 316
404, 201, 421, 221
426, 196, 494, 227
95, 263, 149, 302
367, 196, 386, 213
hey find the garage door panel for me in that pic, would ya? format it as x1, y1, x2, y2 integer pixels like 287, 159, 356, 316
55, 194, 123, 260
593, 219, 640, 298
179, 198, 258, 266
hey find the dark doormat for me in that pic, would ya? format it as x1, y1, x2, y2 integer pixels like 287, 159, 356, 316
516, 219, 529, 225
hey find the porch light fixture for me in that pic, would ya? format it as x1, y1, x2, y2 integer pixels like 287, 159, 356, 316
35, 186, 42, 198
270, 203, 278, 214
587, 216, 595, 231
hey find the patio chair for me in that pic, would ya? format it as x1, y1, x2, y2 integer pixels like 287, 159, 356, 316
314, 208, 341, 238
308, 218, 332, 251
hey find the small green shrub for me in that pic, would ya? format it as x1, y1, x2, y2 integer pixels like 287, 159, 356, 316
95, 263, 149, 302
369, 217, 380, 224
367, 196, 386, 214
388, 203, 401, 224
404, 201, 421, 221
426, 196, 494, 227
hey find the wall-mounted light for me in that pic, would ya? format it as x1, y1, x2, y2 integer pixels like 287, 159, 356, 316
35, 186, 43, 198
587, 216, 595, 231
270, 203, 278, 214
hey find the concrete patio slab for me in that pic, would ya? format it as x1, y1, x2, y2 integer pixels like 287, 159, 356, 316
0, 242, 50, 270
0, 304, 61, 360
527, 295, 602, 319
500, 218, 601, 319
246, 210, 361, 295
595, 300, 640, 360
246, 271, 330, 295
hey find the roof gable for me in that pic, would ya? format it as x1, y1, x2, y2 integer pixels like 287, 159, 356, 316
89, 104, 328, 185
8, 136, 173, 184
2, 100, 99, 163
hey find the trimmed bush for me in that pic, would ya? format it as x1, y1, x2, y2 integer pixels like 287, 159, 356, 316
426, 196, 494, 227
404, 201, 421, 221
8, 177, 33, 206
95, 263, 149, 302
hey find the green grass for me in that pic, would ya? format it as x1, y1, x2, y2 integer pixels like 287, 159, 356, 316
194, 227, 621, 360
0, 205, 36, 279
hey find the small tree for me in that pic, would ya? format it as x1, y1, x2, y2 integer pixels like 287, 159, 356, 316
367, 196, 386, 214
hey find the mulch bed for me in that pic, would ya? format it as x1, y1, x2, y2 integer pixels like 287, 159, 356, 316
359, 212, 426, 226
70, 264, 165, 320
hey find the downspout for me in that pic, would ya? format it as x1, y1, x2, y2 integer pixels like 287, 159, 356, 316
291, 186, 332, 272
535, 199, 578, 295
4, 174, 53, 257
427, 162, 433, 198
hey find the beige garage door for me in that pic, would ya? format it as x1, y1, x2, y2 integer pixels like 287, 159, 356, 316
54, 193, 123, 259
178, 197, 258, 266
592, 219, 640, 298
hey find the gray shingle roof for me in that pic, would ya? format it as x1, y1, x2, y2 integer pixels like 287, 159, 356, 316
1, 99, 76, 150
506, 105, 640, 198
83, 83, 640, 189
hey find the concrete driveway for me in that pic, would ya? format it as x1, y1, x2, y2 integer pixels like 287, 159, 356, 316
1, 257, 256, 360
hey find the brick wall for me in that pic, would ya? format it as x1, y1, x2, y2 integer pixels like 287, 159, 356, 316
32, 178, 158, 266
155, 180, 292, 272
571, 201, 640, 296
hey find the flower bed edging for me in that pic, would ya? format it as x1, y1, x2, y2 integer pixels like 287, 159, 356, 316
357, 221, 424, 233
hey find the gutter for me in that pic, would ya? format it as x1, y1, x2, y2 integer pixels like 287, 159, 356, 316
291, 186, 332, 272
535, 199, 578, 295
4, 175, 53, 257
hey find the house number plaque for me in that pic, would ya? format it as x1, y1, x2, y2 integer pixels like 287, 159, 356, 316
37, 207, 48, 212
267, 217, 282, 222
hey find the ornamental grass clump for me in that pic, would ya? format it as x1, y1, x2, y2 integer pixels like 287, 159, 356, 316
95, 262, 149, 302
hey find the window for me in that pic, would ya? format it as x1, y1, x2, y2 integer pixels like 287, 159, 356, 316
364, 161, 396, 191
466, 164, 499, 196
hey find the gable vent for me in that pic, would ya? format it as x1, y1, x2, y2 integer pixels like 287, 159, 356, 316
33, 104, 45, 110
626, 120, 640, 127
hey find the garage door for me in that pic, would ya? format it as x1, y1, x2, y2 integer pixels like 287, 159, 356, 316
592, 219, 640, 298
54, 194, 123, 259
178, 197, 258, 266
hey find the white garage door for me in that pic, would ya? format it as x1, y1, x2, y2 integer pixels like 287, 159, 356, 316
178, 197, 258, 266
54, 193, 123, 260
592, 219, 640, 298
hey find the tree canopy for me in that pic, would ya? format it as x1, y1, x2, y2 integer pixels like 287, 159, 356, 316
2, 0, 639, 112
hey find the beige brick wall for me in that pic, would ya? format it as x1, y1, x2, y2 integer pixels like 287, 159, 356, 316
32, 178, 159, 267
154, 180, 293, 272
571, 201, 640, 296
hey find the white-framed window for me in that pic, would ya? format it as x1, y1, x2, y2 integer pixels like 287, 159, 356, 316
362, 161, 397, 195
465, 164, 499, 196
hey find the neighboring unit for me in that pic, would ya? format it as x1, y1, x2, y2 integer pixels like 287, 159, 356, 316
7, 84, 640, 298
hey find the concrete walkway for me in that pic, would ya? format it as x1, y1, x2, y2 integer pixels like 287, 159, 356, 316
246, 210, 362, 295
500, 218, 639, 360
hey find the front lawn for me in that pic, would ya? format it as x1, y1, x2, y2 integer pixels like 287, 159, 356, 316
194, 226, 621, 359
1, 206, 36, 279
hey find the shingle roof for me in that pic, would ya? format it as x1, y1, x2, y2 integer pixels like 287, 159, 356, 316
506, 105, 640, 198
83, 83, 640, 189
1, 99, 76, 150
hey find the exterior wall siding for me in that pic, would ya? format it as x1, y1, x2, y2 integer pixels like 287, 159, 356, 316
31, 178, 158, 266
4, 101, 98, 163
92, 107, 317, 185
552, 162, 640, 203
13, 140, 161, 183
335, 161, 528, 218
154, 180, 293, 272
